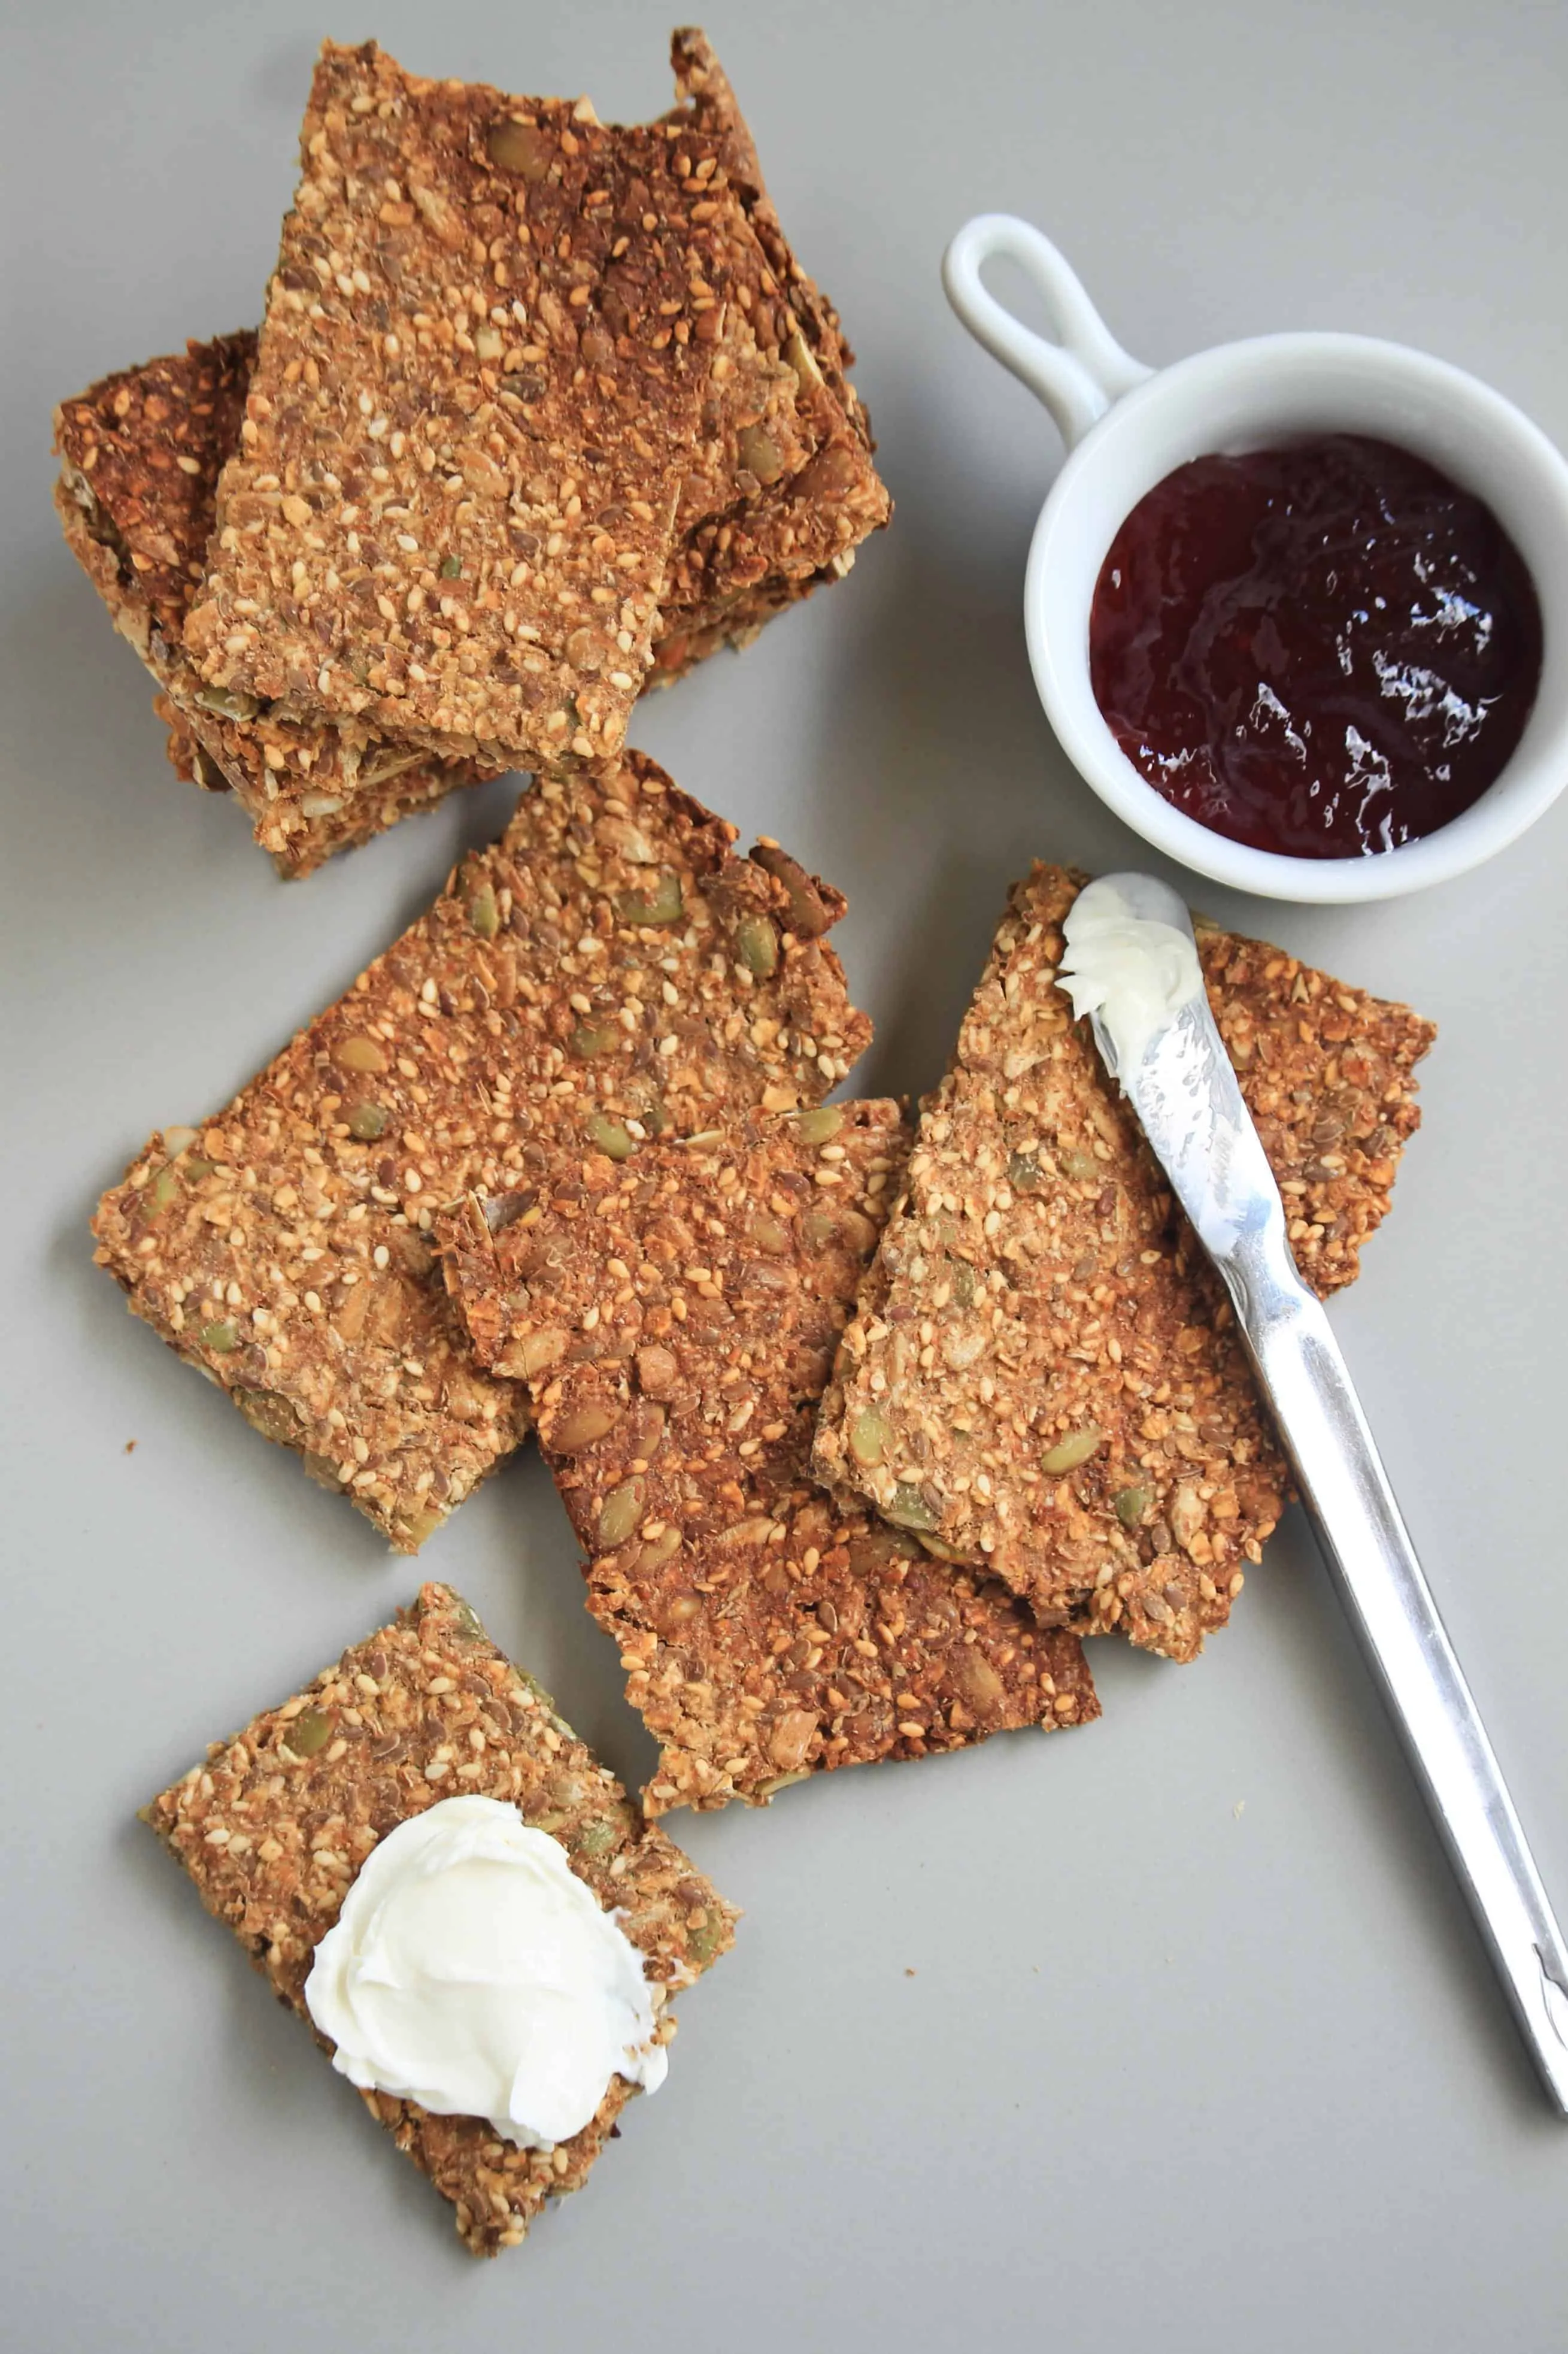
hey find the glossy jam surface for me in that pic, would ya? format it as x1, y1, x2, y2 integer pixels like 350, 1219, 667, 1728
1088, 436, 1543, 858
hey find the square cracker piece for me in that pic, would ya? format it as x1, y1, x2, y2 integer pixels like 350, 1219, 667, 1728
436, 1103, 1098, 1813
52, 335, 495, 875
812, 866, 1436, 1664
142, 1581, 737, 2258
183, 42, 727, 767
91, 755, 871, 1550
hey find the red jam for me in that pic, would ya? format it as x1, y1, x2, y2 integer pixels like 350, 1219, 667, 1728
1088, 436, 1542, 858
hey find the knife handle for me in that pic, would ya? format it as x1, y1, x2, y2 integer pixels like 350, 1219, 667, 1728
1232, 1258, 1568, 2113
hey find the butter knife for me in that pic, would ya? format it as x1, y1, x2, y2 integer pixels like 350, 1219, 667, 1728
1064, 870, 1568, 2113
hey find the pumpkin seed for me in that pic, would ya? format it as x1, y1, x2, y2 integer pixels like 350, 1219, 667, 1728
751, 841, 832, 938
614, 874, 683, 927
485, 118, 553, 178
738, 423, 784, 483
336, 1035, 388, 1074
286, 1707, 332, 1759
1041, 1425, 1102, 1473
597, 1478, 646, 1547
585, 1111, 636, 1161
914, 1531, 967, 1562
235, 1389, 299, 1446
517, 1328, 570, 1377
960, 1653, 1006, 1714
637, 1526, 683, 1572
550, 1400, 620, 1454
884, 1482, 938, 1533
1115, 1485, 1152, 1529
195, 683, 258, 722
849, 1406, 891, 1467
574, 1817, 620, 1858
783, 327, 824, 389
736, 913, 780, 977
571, 1020, 621, 1059
686, 1911, 728, 1964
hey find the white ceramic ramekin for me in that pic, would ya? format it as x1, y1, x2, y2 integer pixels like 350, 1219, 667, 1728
942, 214, 1568, 903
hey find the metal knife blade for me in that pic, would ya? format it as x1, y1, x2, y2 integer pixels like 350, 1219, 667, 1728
1072, 871, 1568, 2114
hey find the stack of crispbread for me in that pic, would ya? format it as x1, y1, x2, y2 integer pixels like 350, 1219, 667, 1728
52, 32, 889, 871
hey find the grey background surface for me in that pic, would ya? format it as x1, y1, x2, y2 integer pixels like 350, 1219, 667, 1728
4, 2, 1566, 2347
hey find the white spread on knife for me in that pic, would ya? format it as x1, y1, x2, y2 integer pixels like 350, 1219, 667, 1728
1057, 877, 1205, 1076
304, 1794, 666, 2147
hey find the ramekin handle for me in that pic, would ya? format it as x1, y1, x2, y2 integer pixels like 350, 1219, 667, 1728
942, 214, 1153, 449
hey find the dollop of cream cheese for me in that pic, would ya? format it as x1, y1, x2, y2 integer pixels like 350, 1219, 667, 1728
304, 1794, 666, 2147
1057, 877, 1205, 1075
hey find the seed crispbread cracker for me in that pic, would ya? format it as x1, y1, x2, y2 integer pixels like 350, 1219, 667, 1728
183, 43, 729, 765
52, 336, 492, 873
154, 688, 485, 864
650, 29, 891, 677
142, 1581, 737, 2256
91, 755, 871, 1549
812, 866, 1436, 1662
436, 1104, 1098, 1811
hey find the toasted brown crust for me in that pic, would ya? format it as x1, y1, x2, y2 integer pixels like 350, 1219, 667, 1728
652, 30, 890, 668
669, 32, 869, 441
183, 43, 731, 763
142, 1581, 737, 2256
812, 866, 1436, 1662
646, 570, 814, 684
52, 341, 492, 873
53, 332, 253, 634
436, 1104, 1097, 1812
154, 691, 484, 873
90, 756, 871, 1548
